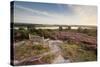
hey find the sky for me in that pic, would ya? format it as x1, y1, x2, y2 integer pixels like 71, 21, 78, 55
13, 1, 97, 26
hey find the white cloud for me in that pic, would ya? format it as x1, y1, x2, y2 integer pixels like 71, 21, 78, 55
71, 5, 97, 25
14, 4, 97, 26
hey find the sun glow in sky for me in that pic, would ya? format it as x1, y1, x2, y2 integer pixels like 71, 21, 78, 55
13, 1, 97, 26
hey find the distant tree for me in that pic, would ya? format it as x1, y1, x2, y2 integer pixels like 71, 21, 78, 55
68, 26, 71, 30
59, 26, 63, 31
77, 27, 82, 32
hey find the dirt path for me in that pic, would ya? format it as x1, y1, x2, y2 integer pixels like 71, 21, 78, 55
48, 40, 70, 63
14, 39, 70, 65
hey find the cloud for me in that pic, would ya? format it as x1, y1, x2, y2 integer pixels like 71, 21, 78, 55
71, 5, 97, 25
14, 4, 97, 26
14, 5, 72, 24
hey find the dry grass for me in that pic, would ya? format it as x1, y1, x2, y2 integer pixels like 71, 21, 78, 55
14, 41, 50, 61
40, 53, 55, 64
60, 43, 97, 62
